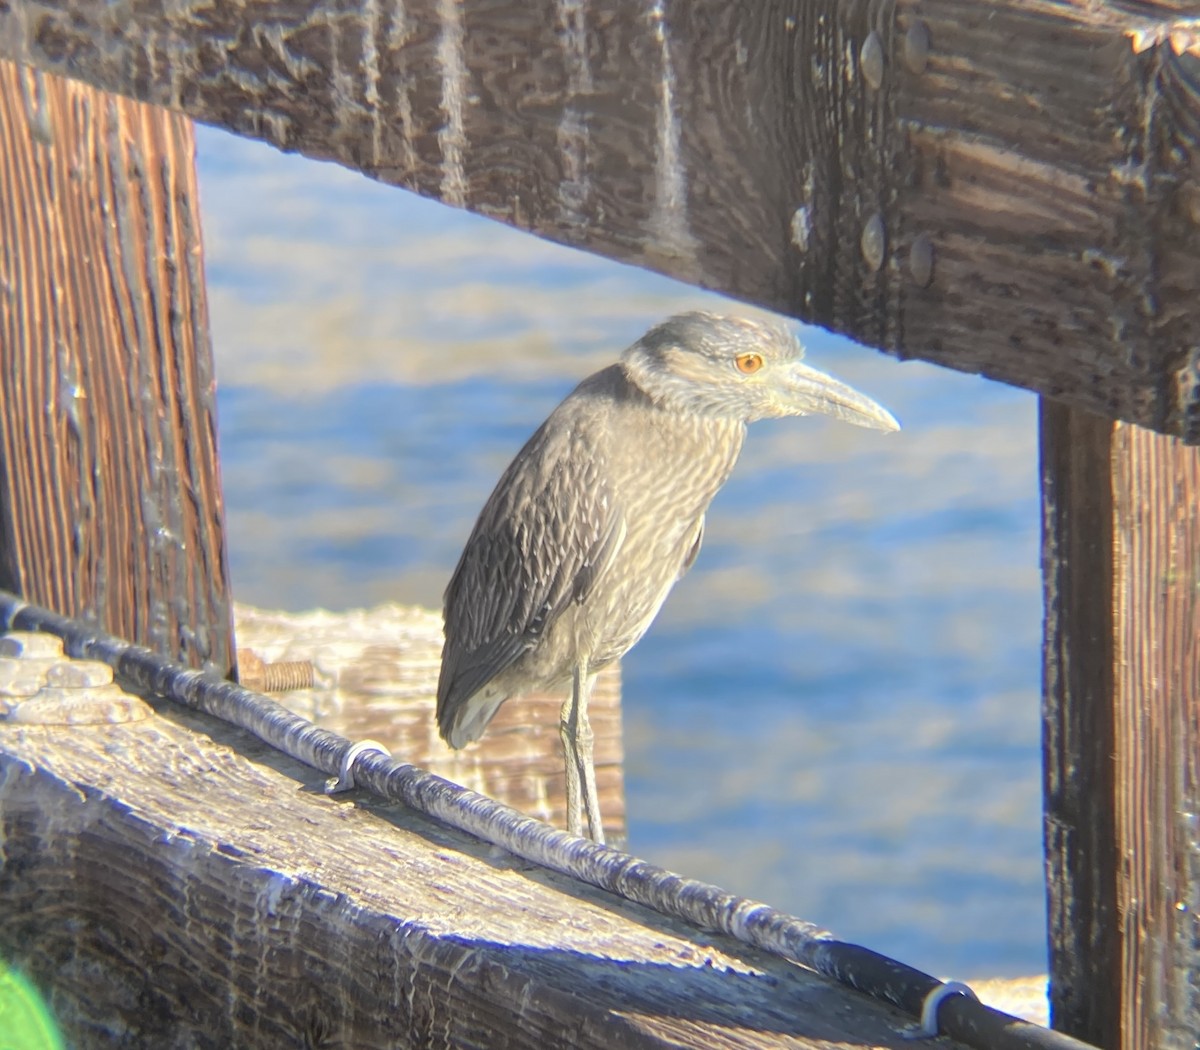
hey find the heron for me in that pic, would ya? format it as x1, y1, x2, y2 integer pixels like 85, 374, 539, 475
437, 312, 898, 843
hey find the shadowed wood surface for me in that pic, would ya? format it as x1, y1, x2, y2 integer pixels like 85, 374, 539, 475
234, 602, 626, 842
1040, 403, 1200, 1048
0, 2, 1198, 436
0, 662, 1020, 1050
0, 60, 234, 674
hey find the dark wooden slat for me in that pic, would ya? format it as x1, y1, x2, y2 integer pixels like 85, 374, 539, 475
1040, 403, 1121, 1043
0, 60, 234, 673
898, 2, 1200, 439
1040, 400, 1200, 1047
0, 2, 1197, 437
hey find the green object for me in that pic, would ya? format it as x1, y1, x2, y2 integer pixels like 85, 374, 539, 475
0, 960, 64, 1050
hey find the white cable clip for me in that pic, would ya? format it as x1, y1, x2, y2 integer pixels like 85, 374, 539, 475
325, 739, 391, 794
902, 980, 979, 1039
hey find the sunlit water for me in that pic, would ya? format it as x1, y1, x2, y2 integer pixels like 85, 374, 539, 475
198, 126, 1045, 979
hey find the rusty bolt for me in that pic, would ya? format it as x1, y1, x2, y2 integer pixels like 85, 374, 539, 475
238, 648, 316, 693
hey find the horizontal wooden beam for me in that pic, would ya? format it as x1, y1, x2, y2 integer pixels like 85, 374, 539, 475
1, 1, 1198, 437
1, 659, 991, 1049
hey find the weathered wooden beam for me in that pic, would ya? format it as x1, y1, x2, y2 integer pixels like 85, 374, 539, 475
0, 59, 234, 673
235, 602, 626, 843
0, 676, 984, 1050
0, 597, 1105, 1050
1, 2, 1197, 437
1040, 401, 1200, 1048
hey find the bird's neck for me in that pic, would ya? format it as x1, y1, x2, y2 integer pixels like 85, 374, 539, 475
605, 363, 746, 475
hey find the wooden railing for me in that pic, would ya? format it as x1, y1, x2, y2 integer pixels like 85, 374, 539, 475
0, 3, 1197, 1047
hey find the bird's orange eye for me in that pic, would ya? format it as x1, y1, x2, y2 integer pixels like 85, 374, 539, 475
735, 352, 764, 375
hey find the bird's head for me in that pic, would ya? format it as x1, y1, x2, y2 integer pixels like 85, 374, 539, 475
621, 312, 899, 431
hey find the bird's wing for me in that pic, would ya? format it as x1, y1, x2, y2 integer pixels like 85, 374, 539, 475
438, 416, 625, 713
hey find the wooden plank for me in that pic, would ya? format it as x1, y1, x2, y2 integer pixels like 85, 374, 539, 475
1040, 404, 1121, 1043
1110, 423, 1200, 1049
0, 2, 1198, 436
898, 1, 1200, 440
1040, 401, 1200, 1048
0, 60, 234, 674
0, 679, 975, 1050
234, 602, 626, 843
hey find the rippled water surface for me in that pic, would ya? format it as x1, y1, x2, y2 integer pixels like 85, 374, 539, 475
198, 126, 1045, 979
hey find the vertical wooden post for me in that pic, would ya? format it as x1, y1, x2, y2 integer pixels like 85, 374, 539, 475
0, 61, 234, 674
1041, 400, 1200, 1048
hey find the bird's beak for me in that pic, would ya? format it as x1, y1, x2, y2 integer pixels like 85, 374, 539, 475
777, 360, 900, 432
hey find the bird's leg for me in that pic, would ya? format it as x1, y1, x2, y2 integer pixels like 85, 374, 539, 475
559, 680, 584, 839
575, 667, 604, 844
559, 661, 605, 843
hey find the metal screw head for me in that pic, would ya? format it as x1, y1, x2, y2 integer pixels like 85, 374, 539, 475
904, 20, 930, 75
861, 213, 886, 272
909, 233, 934, 287
860, 31, 884, 91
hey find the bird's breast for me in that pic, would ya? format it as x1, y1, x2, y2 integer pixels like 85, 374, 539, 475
568, 410, 744, 666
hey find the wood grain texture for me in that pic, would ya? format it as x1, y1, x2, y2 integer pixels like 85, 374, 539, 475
1, 1, 1198, 437
0, 60, 234, 674
1040, 401, 1200, 1048
1110, 424, 1200, 1050
1040, 403, 1121, 1044
1, 696, 962, 1050
234, 602, 626, 842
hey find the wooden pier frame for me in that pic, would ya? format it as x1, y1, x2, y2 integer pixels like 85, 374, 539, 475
0, 1, 1197, 1047
0, 59, 234, 675
1041, 404, 1200, 1047
0, 673, 1036, 1050
1, 0, 1198, 437
0, 597, 1074, 1050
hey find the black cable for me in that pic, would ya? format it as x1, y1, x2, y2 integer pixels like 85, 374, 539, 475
0, 590, 1096, 1050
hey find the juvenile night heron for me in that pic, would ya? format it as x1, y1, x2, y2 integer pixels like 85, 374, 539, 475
437, 312, 898, 842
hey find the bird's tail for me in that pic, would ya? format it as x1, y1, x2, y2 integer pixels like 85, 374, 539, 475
437, 684, 508, 749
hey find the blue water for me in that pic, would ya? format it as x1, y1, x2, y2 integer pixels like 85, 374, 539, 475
197, 126, 1045, 979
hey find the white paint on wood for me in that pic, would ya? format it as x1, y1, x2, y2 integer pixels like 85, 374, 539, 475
361, 0, 384, 165
327, 15, 360, 153
647, 0, 699, 271
437, 0, 468, 207
556, 0, 593, 224
383, 2, 418, 175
